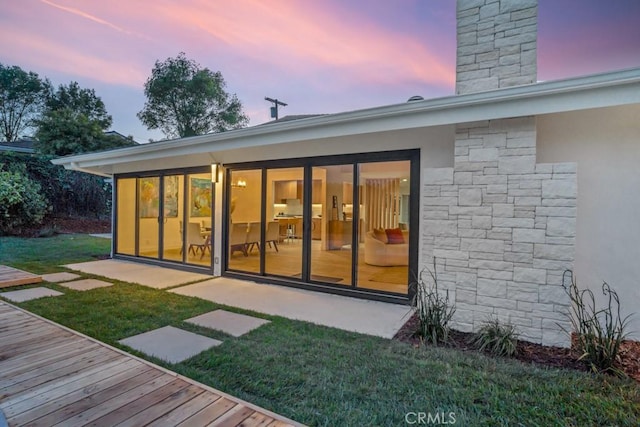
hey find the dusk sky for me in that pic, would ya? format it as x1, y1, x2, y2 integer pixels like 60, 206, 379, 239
2, 0, 639, 143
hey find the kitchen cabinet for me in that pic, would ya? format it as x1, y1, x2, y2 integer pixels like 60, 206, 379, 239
312, 218, 322, 240
274, 180, 297, 201
312, 180, 322, 204
275, 179, 323, 203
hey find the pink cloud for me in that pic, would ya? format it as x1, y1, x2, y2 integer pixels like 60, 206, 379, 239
0, 25, 147, 87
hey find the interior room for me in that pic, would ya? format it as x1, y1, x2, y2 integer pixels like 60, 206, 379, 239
226, 159, 411, 295
115, 170, 213, 268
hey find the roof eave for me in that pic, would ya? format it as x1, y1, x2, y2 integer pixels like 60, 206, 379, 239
52, 67, 640, 173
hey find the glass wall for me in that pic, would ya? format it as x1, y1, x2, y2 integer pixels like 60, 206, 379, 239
138, 177, 160, 258
227, 169, 262, 273
310, 165, 352, 285
186, 172, 213, 266
114, 168, 212, 269
224, 152, 415, 297
265, 167, 305, 278
356, 161, 410, 294
162, 175, 183, 262
116, 178, 136, 255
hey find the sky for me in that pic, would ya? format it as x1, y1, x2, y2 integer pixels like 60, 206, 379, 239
2, 0, 639, 143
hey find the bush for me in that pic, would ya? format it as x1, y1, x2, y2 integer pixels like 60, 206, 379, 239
1, 152, 110, 219
562, 270, 631, 376
409, 258, 455, 345
0, 169, 49, 235
472, 317, 518, 357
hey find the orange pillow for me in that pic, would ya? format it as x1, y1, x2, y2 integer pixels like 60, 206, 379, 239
385, 228, 405, 244
372, 228, 388, 243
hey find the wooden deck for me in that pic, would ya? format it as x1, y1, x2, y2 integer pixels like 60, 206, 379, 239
0, 302, 303, 427
0, 266, 42, 289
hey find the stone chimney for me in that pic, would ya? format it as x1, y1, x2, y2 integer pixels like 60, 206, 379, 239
420, 0, 577, 347
456, 0, 537, 94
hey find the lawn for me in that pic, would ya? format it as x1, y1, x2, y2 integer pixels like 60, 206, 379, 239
1, 235, 639, 426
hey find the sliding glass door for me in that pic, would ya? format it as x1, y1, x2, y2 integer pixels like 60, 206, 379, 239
224, 151, 417, 298
114, 167, 213, 269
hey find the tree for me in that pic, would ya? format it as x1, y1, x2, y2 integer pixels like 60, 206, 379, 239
0, 63, 49, 142
35, 82, 135, 156
138, 53, 248, 139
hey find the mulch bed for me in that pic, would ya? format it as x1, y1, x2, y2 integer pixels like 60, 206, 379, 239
394, 314, 640, 382
13, 216, 111, 237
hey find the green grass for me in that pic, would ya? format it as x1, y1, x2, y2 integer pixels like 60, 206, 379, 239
1, 236, 639, 426
0, 234, 111, 273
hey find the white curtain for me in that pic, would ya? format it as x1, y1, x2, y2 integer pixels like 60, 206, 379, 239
364, 178, 400, 230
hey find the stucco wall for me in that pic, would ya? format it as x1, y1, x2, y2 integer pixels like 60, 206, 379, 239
537, 105, 640, 337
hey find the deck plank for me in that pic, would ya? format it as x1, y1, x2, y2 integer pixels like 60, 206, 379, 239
147, 390, 223, 426
10, 363, 155, 426
39, 367, 166, 427
0, 302, 302, 427
0, 265, 42, 288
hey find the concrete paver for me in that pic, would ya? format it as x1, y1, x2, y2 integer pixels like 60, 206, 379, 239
0, 287, 63, 303
186, 310, 270, 337
41, 272, 81, 283
59, 278, 113, 291
118, 326, 222, 363
64, 260, 210, 289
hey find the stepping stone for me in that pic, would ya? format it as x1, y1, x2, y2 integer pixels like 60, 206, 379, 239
186, 309, 270, 337
0, 287, 63, 303
42, 272, 81, 283
118, 326, 222, 364
59, 279, 113, 291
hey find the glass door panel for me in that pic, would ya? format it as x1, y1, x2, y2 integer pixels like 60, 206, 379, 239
310, 165, 352, 286
162, 175, 184, 262
186, 172, 213, 267
356, 161, 410, 294
265, 167, 304, 278
116, 178, 136, 255
228, 169, 261, 273
138, 177, 160, 259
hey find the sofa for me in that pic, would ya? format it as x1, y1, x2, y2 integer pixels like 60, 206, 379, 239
364, 228, 409, 266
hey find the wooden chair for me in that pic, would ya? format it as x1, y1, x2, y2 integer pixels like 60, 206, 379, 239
265, 221, 279, 252
246, 222, 261, 253
229, 222, 248, 256
187, 222, 208, 258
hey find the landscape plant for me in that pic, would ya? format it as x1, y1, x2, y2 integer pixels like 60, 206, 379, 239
0, 168, 48, 235
472, 316, 518, 357
409, 258, 455, 345
562, 270, 632, 376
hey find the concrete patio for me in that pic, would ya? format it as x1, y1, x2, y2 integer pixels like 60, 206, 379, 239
63, 260, 411, 338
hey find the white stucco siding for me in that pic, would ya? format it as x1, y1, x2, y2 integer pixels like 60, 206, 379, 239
537, 105, 640, 337
211, 126, 455, 168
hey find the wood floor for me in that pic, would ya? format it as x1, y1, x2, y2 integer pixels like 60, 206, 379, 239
0, 266, 42, 289
229, 240, 409, 294
0, 302, 302, 427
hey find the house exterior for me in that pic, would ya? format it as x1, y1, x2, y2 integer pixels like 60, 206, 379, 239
0, 138, 36, 154
53, 0, 640, 346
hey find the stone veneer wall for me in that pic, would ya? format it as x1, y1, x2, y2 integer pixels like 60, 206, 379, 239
421, 116, 577, 347
456, 0, 538, 94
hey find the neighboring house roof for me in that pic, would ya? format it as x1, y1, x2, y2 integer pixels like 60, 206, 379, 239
0, 138, 36, 154
258, 114, 327, 125
52, 67, 640, 176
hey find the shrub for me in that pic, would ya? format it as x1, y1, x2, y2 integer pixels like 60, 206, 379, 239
0, 169, 49, 235
562, 270, 631, 376
1, 152, 110, 219
409, 258, 455, 345
472, 317, 518, 357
